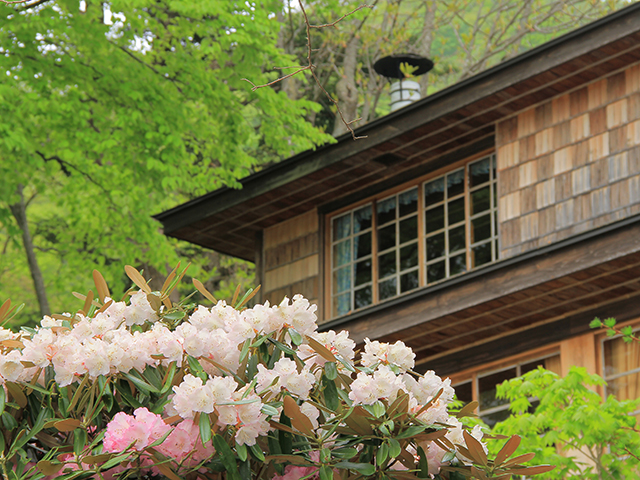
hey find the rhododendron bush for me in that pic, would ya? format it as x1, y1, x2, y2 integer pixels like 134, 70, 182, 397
0, 265, 554, 480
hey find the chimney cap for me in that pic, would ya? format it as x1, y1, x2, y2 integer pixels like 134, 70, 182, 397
373, 53, 434, 79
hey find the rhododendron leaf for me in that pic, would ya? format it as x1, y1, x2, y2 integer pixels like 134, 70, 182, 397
1, 340, 24, 349
306, 336, 337, 362
509, 465, 555, 475
99, 452, 133, 471
236, 286, 260, 310
332, 447, 358, 459
124, 266, 152, 294
0, 388, 5, 416
261, 404, 279, 417
388, 438, 401, 459
142, 367, 163, 391
463, 431, 487, 466
335, 462, 376, 476
163, 311, 186, 322
83, 453, 114, 464
199, 411, 212, 445
239, 339, 251, 362
92, 270, 111, 303
269, 338, 297, 356
160, 363, 177, 394
396, 425, 426, 439
278, 412, 293, 455
18, 381, 51, 396
6, 382, 26, 409
503, 452, 535, 466
155, 462, 183, 480
212, 434, 241, 480
454, 400, 479, 418
494, 435, 521, 466
325, 362, 338, 380
470, 466, 489, 480
37, 460, 64, 476
115, 382, 142, 409
377, 442, 389, 466
265, 454, 315, 466
288, 328, 303, 346
322, 376, 340, 412
73, 428, 87, 456
236, 441, 248, 462
416, 446, 429, 478
320, 464, 333, 480
122, 371, 160, 395
267, 433, 282, 455
249, 443, 265, 462
146, 293, 162, 313
192, 278, 216, 304
283, 396, 314, 436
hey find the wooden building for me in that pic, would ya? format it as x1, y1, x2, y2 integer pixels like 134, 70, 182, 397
156, 4, 640, 425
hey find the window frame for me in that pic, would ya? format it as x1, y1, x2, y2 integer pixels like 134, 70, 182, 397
600, 323, 640, 414
325, 150, 498, 319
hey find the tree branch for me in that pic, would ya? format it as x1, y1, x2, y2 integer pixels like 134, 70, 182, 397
243, 0, 373, 141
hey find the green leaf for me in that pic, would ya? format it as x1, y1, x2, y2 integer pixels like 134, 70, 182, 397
319, 465, 333, 480
278, 412, 293, 455
249, 443, 265, 462
186, 355, 207, 381
396, 425, 426, 439
122, 371, 160, 395
212, 434, 240, 480
323, 376, 340, 412
236, 442, 248, 462
377, 442, 389, 466
0, 388, 5, 416
335, 462, 376, 476
388, 438, 401, 459
417, 446, 429, 478
288, 329, 303, 346
199, 412, 212, 445
261, 404, 280, 417
324, 362, 338, 381
73, 428, 87, 456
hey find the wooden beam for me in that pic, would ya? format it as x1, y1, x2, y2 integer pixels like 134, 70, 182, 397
422, 293, 640, 376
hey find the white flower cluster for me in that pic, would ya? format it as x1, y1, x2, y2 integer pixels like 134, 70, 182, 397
0, 294, 317, 388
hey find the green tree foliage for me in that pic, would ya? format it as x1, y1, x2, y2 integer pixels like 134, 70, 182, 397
0, 0, 331, 323
489, 367, 640, 479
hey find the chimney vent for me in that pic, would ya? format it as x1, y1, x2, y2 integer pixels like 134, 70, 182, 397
373, 54, 434, 112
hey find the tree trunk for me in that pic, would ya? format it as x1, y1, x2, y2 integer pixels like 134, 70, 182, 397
9, 185, 50, 317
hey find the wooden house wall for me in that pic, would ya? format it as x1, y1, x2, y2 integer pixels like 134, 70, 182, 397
262, 210, 321, 313
496, 62, 640, 258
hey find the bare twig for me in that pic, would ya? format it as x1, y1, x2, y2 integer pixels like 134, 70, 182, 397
243, 0, 373, 140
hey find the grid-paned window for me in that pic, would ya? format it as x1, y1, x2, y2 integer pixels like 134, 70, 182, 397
377, 188, 419, 301
603, 330, 640, 415
453, 353, 561, 427
329, 153, 498, 317
331, 205, 373, 317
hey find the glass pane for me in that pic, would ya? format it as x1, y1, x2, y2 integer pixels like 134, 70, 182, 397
427, 260, 445, 284
400, 243, 418, 270
471, 186, 491, 214
521, 358, 546, 375
454, 381, 473, 404
333, 240, 351, 267
604, 336, 639, 378
447, 169, 464, 198
399, 216, 418, 244
354, 259, 372, 286
378, 251, 397, 279
479, 367, 517, 410
470, 157, 491, 187
354, 286, 372, 310
448, 198, 465, 225
332, 293, 351, 317
449, 225, 466, 253
608, 373, 640, 401
332, 214, 350, 241
472, 242, 492, 268
378, 224, 396, 252
493, 183, 497, 208
379, 277, 397, 301
480, 409, 511, 428
333, 266, 351, 294
449, 253, 466, 276
426, 205, 445, 233
472, 214, 491, 243
377, 197, 396, 226
400, 270, 419, 293
354, 232, 371, 259
354, 205, 372, 233
424, 177, 444, 207
426, 233, 445, 261
492, 155, 497, 180
399, 188, 418, 217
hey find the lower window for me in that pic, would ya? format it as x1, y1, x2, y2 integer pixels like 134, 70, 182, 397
602, 329, 640, 415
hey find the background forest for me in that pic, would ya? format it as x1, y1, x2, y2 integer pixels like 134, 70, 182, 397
0, 0, 631, 326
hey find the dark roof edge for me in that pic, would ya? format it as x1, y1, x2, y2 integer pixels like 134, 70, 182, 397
155, 2, 640, 229
319, 210, 640, 332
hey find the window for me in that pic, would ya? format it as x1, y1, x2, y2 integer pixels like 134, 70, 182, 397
453, 353, 561, 427
330, 154, 498, 318
602, 329, 640, 414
